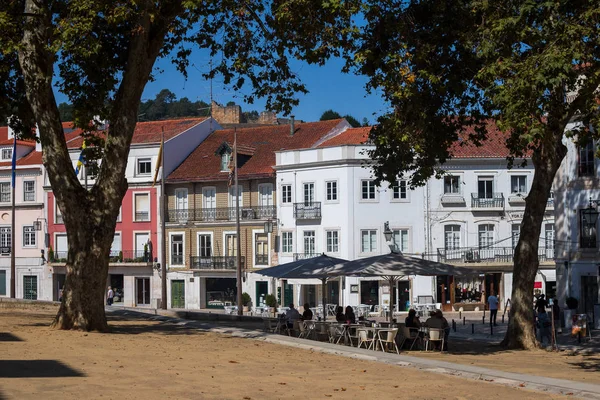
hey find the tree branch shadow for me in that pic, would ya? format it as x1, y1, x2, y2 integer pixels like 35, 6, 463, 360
0, 333, 23, 342
0, 360, 85, 378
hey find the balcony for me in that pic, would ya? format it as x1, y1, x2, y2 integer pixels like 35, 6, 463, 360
546, 198, 554, 210
50, 250, 152, 264
437, 246, 555, 265
293, 253, 318, 261
167, 206, 276, 223
471, 193, 504, 209
293, 202, 322, 220
255, 254, 269, 265
190, 256, 245, 270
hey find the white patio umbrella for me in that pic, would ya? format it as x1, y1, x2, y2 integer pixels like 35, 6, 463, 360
325, 252, 477, 322
255, 254, 348, 321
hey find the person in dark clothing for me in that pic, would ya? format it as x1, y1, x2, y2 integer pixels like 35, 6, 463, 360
405, 309, 421, 328
535, 294, 548, 314
552, 298, 561, 333
335, 306, 346, 322
345, 306, 356, 324
302, 303, 313, 321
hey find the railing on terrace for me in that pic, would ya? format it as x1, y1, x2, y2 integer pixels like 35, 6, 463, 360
546, 198, 554, 209
167, 206, 276, 223
189, 256, 245, 270
293, 202, 322, 219
293, 253, 319, 261
437, 246, 555, 264
135, 211, 150, 222
471, 193, 504, 209
50, 250, 152, 263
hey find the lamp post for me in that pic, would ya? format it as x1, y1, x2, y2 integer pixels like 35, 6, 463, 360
581, 198, 599, 248
383, 221, 399, 253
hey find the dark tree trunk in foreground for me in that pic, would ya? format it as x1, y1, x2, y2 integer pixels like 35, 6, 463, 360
502, 131, 567, 349
17, 0, 180, 330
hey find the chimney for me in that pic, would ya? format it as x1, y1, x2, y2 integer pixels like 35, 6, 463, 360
289, 115, 295, 136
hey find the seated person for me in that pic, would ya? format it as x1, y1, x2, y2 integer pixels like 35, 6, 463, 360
335, 306, 346, 322
425, 310, 450, 351
405, 309, 421, 328
302, 303, 313, 321
286, 303, 301, 329
345, 306, 356, 324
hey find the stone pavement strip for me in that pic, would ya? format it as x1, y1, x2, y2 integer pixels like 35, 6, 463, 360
108, 308, 600, 399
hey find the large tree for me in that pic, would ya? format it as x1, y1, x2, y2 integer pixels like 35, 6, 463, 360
0, 0, 359, 331
351, 1, 600, 349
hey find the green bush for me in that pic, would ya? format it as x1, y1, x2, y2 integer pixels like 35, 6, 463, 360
48, 246, 54, 262
265, 293, 277, 308
241, 292, 251, 306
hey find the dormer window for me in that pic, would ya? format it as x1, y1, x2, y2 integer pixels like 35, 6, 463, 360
221, 151, 231, 171
2, 148, 12, 160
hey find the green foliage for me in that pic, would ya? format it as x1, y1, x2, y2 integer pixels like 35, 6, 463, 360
241, 292, 251, 306
343, 114, 361, 128
242, 110, 260, 122
320, 109, 342, 121
265, 293, 277, 308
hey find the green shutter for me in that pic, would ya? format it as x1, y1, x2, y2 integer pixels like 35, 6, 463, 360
0, 270, 6, 295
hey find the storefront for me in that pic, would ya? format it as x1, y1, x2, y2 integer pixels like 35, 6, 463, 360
205, 277, 237, 309
437, 272, 503, 311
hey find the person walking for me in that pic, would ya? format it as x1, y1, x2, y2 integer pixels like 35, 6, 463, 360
488, 291, 499, 326
107, 286, 114, 306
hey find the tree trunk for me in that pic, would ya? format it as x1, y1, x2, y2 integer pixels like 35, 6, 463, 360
502, 132, 567, 349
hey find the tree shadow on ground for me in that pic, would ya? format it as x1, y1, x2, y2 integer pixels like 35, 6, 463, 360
567, 356, 600, 372
0, 333, 23, 342
0, 360, 85, 378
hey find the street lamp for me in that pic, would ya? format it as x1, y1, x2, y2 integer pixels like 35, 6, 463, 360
581, 198, 599, 248
384, 221, 399, 253
264, 219, 274, 234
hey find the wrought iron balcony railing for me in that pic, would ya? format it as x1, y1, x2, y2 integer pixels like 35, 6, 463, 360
167, 206, 276, 223
50, 250, 152, 263
437, 246, 554, 264
190, 256, 245, 270
293, 202, 322, 219
293, 253, 319, 261
255, 254, 269, 265
135, 211, 150, 222
471, 193, 505, 209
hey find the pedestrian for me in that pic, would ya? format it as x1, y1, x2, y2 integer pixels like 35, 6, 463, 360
107, 286, 114, 306
552, 298, 561, 334
535, 294, 548, 314
58, 288, 63, 302
488, 291, 499, 326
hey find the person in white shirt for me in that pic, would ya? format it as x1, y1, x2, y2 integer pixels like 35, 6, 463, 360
488, 291, 499, 326
107, 286, 114, 306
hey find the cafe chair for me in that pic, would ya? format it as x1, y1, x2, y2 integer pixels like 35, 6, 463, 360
378, 328, 400, 354
426, 328, 445, 351
357, 328, 375, 350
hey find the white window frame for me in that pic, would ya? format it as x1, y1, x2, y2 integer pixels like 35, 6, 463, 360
444, 225, 461, 250
325, 230, 340, 253
197, 231, 213, 258
0, 182, 10, 203
228, 185, 243, 208
0, 226, 11, 251
303, 230, 316, 255
133, 192, 151, 222
478, 224, 495, 248
443, 175, 461, 195
391, 180, 409, 202
392, 228, 410, 253
302, 182, 316, 204
1, 148, 12, 160
136, 158, 152, 176
252, 229, 271, 267
55, 198, 63, 224
360, 229, 378, 254
23, 226, 36, 248
510, 175, 527, 194
221, 151, 231, 172
23, 180, 35, 202
360, 180, 378, 202
168, 231, 185, 266
117, 206, 122, 222
325, 180, 339, 203
257, 183, 274, 206
281, 231, 293, 254
511, 223, 521, 249
281, 184, 292, 204
223, 230, 238, 257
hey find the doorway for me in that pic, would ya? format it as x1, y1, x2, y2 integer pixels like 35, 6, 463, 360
326, 281, 339, 304
581, 276, 598, 319
205, 278, 236, 308
54, 273, 65, 301
136, 278, 151, 305
109, 274, 124, 304
23, 275, 37, 300
171, 280, 185, 308
255, 281, 268, 307
360, 281, 379, 306
397, 281, 410, 311
277, 282, 293, 307
302, 285, 317, 307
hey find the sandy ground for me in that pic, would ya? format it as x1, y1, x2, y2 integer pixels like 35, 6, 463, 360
0, 307, 567, 400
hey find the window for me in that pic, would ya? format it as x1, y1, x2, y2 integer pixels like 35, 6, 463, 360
578, 141, 595, 177
0, 227, 11, 250
55, 201, 63, 224
361, 229, 377, 253
303, 183, 315, 204
326, 181, 338, 201
477, 176, 494, 199
580, 210, 597, 248
511, 176, 527, 194
137, 158, 152, 175
110, 233, 121, 257
303, 231, 315, 255
134, 193, 150, 221
282, 232, 293, 253
393, 229, 409, 252
23, 226, 36, 247
282, 184, 292, 204
255, 233, 268, 265
23, 181, 35, 202
23, 275, 37, 300
545, 223, 555, 250
478, 225, 494, 248
221, 152, 231, 171
511, 224, 521, 249
361, 180, 376, 200
444, 176, 460, 194
444, 225, 460, 250
198, 234, 212, 257
1, 148, 12, 160
225, 234, 238, 256
171, 234, 184, 265
228, 185, 243, 208
393, 180, 407, 200
117, 206, 122, 222
0, 182, 10, 203
326, 230, 339, 253
258, 184, 273, 206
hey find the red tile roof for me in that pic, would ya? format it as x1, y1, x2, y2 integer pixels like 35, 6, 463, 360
0, 127, 37, 147
0, 150, 43, 167
317, 126, 371, 147
167, 119, 348, 182
66, 117, 208, 149
449, 121, 514, 159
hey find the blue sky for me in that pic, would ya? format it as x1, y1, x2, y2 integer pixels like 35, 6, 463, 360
142, 53, 390, 125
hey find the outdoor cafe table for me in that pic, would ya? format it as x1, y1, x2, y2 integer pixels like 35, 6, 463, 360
338, 323, 362, 346
357, 326, 398, 351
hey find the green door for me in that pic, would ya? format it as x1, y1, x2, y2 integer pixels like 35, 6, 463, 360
255, 281, 268, 307
0, 270, 5, 296
23, 275, 37, 300
277, 282, 293, 307
171, 280, 185, 308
